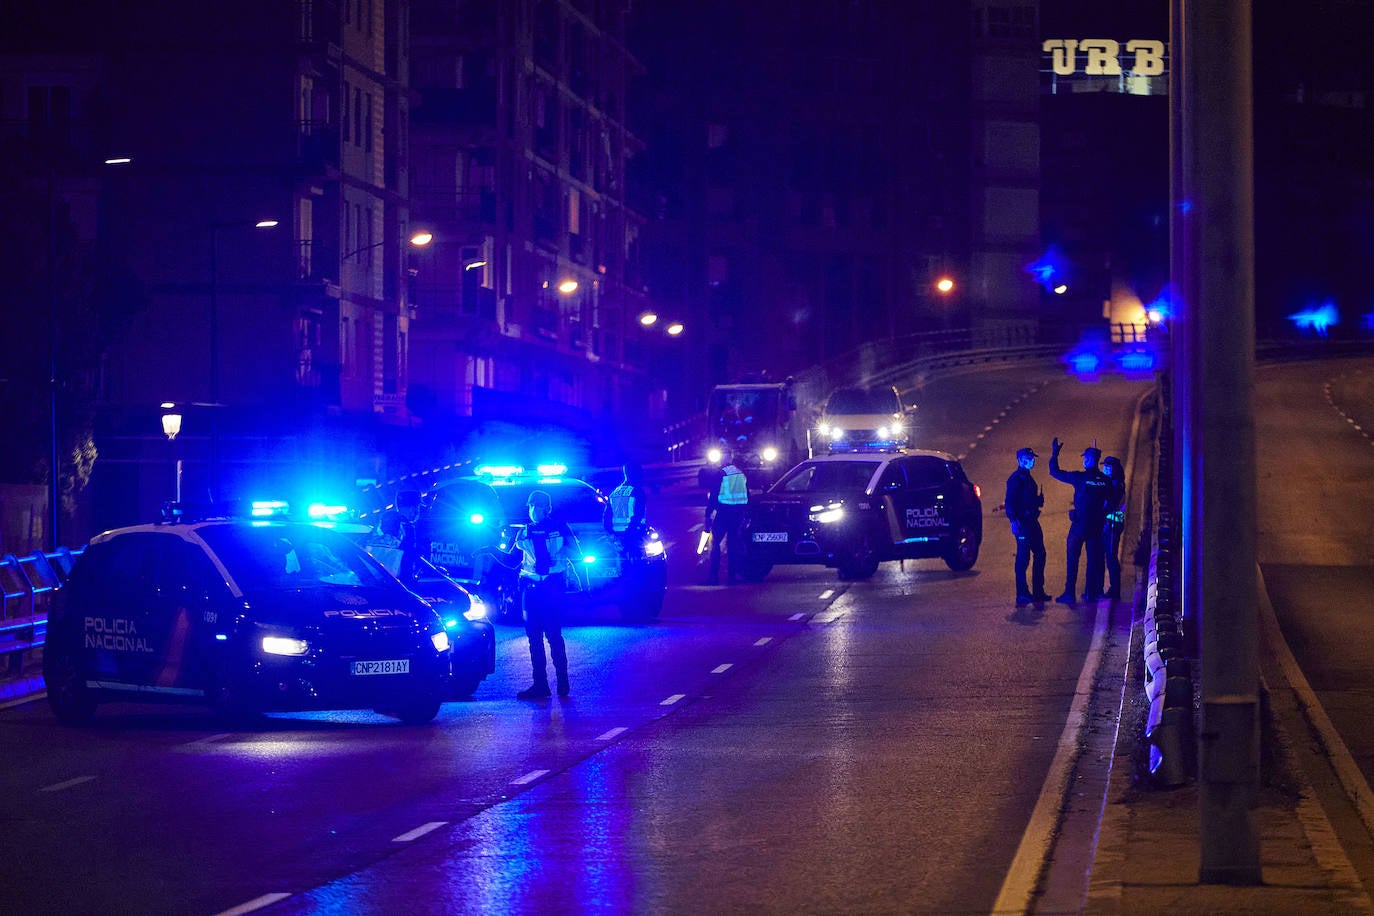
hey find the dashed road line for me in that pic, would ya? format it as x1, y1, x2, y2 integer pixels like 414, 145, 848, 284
817, 589, 834, 600
392, 821, 447, 843
39, 775, 95, 793
660, 694, 685, 706
214, 893, 291, 916
512, 769, 550, 785
184, 733, 232, 748
788, 613, 806, 621
596, 727, 628, 741
710, 664, 733, 674
754, 637, 772, 646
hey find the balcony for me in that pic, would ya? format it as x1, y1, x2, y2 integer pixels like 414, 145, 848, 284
411, 188, 497, 225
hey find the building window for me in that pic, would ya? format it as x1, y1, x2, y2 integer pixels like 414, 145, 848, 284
353, 88, 363, 147
364, 92, 373, 151
342, 80, 351, 141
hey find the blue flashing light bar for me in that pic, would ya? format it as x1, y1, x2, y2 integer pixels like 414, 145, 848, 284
308, 502, 350, 520
536, 463, 568, 477
475, 465, 523, 478
251, 500, 290, 517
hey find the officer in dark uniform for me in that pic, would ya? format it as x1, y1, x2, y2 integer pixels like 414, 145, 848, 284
377, 488, 423, 584
1005, 447, 1050, 605
512, 490, 582, 699
703, 447, 749, 585
1100, 456, 1127, 599
1048, 438, 1112, 603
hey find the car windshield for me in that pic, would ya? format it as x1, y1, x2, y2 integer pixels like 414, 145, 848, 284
826, 387, 897, 415
776, 460, 882, 493
707, 389, 781, 438
490, 481, 606, 525
199, 523, 396, 591
428, 480, 503, 521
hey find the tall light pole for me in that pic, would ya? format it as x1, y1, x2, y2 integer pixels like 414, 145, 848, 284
208, 218, 278, 500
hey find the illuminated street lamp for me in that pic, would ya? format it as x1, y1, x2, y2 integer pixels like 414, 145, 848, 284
639, 312, 659, 327
935, 276, 956, 294
1053, 283, 1069, 295
160, 402, 183, 502
666, 321, 685, 336
557, 279, 579, 294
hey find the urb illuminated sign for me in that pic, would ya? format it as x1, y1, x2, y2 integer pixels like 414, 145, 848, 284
1042, 39, 1168, 77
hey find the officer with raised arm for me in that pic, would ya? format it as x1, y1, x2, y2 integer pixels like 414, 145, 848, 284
1049, 438, 1111, 603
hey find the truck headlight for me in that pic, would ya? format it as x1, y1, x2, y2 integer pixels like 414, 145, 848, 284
262, 636, 310, 657
761, 445, 779, 463
828, 427, 844, 440
707, 447, 723, 464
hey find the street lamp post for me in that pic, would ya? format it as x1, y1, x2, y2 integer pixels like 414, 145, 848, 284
161, 405, 183, 502
208, 218, 278, 500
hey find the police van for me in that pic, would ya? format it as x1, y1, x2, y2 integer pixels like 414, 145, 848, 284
741, 450, 982, 580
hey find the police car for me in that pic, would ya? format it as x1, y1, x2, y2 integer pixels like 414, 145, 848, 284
43, 505, 458, 726
740, 450, 982, 580
423, 465, 668, 621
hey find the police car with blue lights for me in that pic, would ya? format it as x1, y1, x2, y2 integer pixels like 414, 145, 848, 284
740, 450, 983, 580
422, 464, 668, 621
43, 500, 479, 726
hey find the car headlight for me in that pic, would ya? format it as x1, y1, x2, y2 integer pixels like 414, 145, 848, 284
431, 631, 451, 653
878, 425, 890, 438
262, 636, 310, 657
817, 423, 830, 436
462, 594, 488, 621
707, 447, 723, 464
809, 503, 845, 524
761, 445, 779, 463
645, 538, 666, 558
829, 426, 844, 440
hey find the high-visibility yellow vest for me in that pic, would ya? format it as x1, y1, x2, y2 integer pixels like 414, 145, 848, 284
718, 465, 748, 505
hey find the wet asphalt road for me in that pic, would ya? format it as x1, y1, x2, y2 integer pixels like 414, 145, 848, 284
0, 363, 1153, 915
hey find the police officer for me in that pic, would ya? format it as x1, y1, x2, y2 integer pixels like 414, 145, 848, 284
513, 490, 582, 699
1049, 438, 1112, 603
703, 447, 749, 585
1100, 456, 1127, 599
603, 461, 648, 552
1005, 447, 1050, 606
377, 488, 423, 584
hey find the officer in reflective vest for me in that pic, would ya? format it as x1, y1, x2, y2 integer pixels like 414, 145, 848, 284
603, 461, 648, 552
512, 490, 582, 699
703, 448, 749, 585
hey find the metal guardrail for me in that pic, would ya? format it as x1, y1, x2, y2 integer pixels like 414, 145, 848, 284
0, 546, 84, 673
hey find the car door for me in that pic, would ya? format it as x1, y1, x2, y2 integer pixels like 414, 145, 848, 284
76, 533, 163, 686
148, 538, 232, 692
874, 461, 913, 555
900, 456, 956, 545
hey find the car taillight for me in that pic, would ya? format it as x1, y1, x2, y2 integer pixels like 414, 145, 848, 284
974, 484, 982, 499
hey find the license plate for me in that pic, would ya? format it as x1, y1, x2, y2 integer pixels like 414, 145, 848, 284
351, 659, 410, 676
752, 532, 788, 543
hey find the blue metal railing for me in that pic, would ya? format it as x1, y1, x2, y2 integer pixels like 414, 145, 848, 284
0, 546, 84, 673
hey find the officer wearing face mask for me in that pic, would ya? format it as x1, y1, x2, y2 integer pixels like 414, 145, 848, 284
1049, 438, 1111, 603
511, 489, 582, 699
1100, 456, 1127, 599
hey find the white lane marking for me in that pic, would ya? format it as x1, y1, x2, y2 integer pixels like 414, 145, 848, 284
711, 664, 733, 674
184, 733, 232, 748
214, 893, 292, 916
817, 589, 834, 600
1259, 566, 1374, 841
754, 637, 772, 646
596, 727, 628, 741
660, 694, 685, 706
788, 613, 806, 621
39, 775, 95, 793
393, 821, 447, 843
994, 384, 1150, 915
512, 769, 550, 785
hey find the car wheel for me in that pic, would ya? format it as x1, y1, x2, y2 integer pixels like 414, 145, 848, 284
621, 584, 665, 622
739, 559, 772, 582
44, 650, 96, 726
838, 538, 879, 580
391, 693, 442, 725
943, 522, 981, 571
450, 673, 484, 700
210, 661, 262, 726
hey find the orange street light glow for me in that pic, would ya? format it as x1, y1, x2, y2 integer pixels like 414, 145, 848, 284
936, 277, 955, 294
558, 279, 579, 294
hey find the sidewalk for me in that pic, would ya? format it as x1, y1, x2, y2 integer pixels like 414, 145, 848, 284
1088, 616, 1374, 914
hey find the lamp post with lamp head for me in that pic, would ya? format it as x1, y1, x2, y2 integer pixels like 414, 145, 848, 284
160, 403, 182, 502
